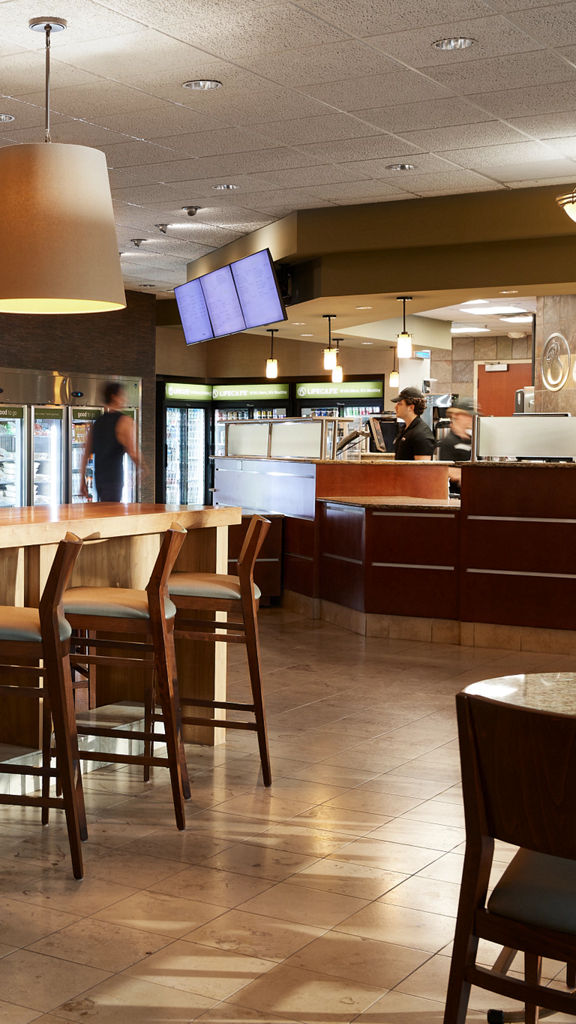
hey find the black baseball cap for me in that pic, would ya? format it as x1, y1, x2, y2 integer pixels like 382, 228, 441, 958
392, 386, 426, 404
450, 396, 476, 414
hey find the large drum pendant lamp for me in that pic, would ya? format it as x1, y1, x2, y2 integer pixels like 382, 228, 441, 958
0, 18, 125, 315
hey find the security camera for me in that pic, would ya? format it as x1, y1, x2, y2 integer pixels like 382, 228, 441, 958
181, 206, 200, 217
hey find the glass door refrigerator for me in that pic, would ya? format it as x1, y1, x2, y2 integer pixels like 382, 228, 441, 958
295, 379, 384, 419
121, 408, 139, 503
69, 407, 102, 503
157, 381, 213, 505
31, 406, 66, 506
212, 383, 290, 456
0, 406, 26, 507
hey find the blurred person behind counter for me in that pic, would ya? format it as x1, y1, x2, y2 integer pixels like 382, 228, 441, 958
436, 396, 476, 494
393, 386, 435, 461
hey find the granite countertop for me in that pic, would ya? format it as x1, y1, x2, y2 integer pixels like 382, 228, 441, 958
463, 460, 576, 468
214, 455, 448, 466
317, 495, 460, 511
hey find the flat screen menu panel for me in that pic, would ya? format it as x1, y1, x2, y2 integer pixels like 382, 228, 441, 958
232, 249, 285, 329
175, 278, 213, 346
175, 248, 287, 345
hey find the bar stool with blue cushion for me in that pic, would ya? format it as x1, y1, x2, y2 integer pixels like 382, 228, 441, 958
63, 524, 190, 830
0, 533, 86, 879
168, 515, 272, 786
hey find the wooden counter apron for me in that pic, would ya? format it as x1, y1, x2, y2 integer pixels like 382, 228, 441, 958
0, 503, 241, 747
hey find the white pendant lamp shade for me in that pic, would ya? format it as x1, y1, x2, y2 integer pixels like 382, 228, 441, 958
332, 363, 343, 383
323, 347, 337, 370
557, 190, 576, 223
389, 369, 400, 388
0, 143, 126, 314
396, 331, 413, 359
266, 358, 278, 379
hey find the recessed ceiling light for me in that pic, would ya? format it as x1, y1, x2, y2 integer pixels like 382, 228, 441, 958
356, 305, 373, 310
182, 206, 200, 216
182, 79, 222, 90
292, 321, 306, 326
361, 341, 373, 345
500, 314, 533, 323
300, 333, 313, 337
131, 238, 147, 247
432, 36, 475, 50
212, 183, 239, 191
461, 299, 489, 306
500, 289, 519, 295
0, 113, 15, 123
385, 163, 415, 171
451, 324, 490, 334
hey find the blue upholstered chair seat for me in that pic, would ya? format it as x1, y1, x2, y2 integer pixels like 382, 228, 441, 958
0, 605, 71, 643
488, 849, 576, 934
168, 572, 261, 601
64, 587, 176, 620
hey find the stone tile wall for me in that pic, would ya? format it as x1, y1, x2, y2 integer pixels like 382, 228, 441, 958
430, 334, 532, 401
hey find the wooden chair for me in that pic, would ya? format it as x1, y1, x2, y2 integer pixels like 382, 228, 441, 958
444, 689, 576, 1024
63, 524, 190, 830
167, 514, 272, 785
0, 533, 86, 879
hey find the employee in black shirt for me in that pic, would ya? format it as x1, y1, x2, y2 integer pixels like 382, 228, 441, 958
437, 396, 475, 494
393, 386, 435, 461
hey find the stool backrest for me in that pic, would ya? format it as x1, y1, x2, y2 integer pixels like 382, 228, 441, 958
237, 516, 270, 592
457, 690, 576, 859
146, 523, 187, 614
39, 532, 84, 640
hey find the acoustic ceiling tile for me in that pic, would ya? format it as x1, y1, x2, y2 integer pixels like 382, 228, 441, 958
303, 179, 412, 199
248, 164, 376, 188
1, 51, 97, 94
339, 153, 464, 177
508, 112, 576, 138
51, 30, 210, 81
294, 0, 491, 35
237, 40, 400, 88
204, 90, 333, 127
383, 169, 502, 190
493, 158, 576, 180
467, 81, 576, 119
251, 113, 383, 146
94, 104, 229, 139
183, 4, 348, 59
302, 70, 451, 111
425, 51, 576, 94
395, 121, 530, 152
147, 127, 279, 159
103, 138, 179, 168
297, 134, 422, 163
0, 0, 142, 47
440, 139, 571, 169
355, 98, 499, 133
20, 80, 177, 118
369, 17, 543, 67
506, 3, 576, 47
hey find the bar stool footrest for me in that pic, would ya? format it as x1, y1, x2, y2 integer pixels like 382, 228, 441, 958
180, 714, 257, 731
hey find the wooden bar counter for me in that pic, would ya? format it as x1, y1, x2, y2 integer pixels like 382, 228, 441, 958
0, 502, 241, 746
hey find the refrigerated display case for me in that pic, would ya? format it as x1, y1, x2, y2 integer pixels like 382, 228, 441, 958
70, 407, 101, 503
32, 406, 65, 506
295, 380, 384, 419
212, 383, 290, 456
157, 381, 212, 505
0, 406, 25, 507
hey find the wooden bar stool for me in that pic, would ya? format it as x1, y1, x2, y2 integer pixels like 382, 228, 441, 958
63, 524, 190, 830
168, 514, 272, 786
0, 533, 86, 880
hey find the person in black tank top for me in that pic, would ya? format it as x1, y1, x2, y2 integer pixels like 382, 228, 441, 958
80, 383, 141, 502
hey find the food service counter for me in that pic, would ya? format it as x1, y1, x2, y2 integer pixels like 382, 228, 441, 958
0, 502, 241, 746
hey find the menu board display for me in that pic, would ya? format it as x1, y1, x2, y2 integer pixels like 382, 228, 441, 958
175, 248, 287, 345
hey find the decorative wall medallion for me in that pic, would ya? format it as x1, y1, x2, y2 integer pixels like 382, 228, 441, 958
541, 332, 571, 391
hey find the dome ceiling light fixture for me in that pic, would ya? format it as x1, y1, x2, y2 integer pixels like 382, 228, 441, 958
212, 183, 238, 191
451, 324, 491, 334
432, 36, 475, 50
0, 113, 15, 123
396, 296, 413, 358
182, 206, 200, 216
386, 163, 415, 171
500, 313, 534, 323
0, 17, 125, 314
557, 188, 576, 222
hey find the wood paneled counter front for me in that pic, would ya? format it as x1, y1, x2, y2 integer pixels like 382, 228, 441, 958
0, 503, 241, 746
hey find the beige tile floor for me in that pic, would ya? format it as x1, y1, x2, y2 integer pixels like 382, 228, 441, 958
1, 608, 576, 1023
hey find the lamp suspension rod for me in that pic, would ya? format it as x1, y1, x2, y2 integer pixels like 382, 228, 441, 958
44, 22, 51, 143
267, 327, 276, 358
397, 296, 413, 336
323, 313, 336, 350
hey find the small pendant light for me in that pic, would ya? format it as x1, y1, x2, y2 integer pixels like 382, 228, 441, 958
389, 346, 400, 389
323, 313, 337, 370
331, 338, 343, 383
0, 18, 125, 314
265, 328, 278, 379
396, 296, 413, 359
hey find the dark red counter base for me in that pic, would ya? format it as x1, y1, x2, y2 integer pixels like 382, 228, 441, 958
283, 465, 576, 631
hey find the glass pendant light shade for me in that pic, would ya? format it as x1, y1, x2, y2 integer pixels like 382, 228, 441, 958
396, 331, 413, 359
389, 369, 400, 388
266, 358, 278, 379
557, 190, 576, 223
0, 144, 126, 314
332, 363, 343, 383
323, 347, 337, 370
